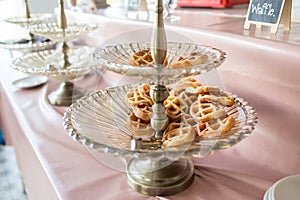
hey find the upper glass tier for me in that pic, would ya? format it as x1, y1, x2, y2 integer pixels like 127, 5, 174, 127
93, 42, 226, 82
11, 46, 99, 82
4, 13, 53, 27
29, 23, 97, 43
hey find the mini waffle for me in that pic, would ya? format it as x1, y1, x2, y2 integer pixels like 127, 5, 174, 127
127, 112, 154, 137
129, 49, 168, 67
170, 52, 208, 68
126, 78, 237, 147
162, 122, 196, 147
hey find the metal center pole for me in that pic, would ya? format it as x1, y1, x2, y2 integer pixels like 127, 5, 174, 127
150, 0, 169, 139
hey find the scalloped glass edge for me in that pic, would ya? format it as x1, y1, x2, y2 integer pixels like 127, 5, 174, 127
29, 23, 98, 43
63, 84, 258, 160
11, 46, 100, 82
93, 42, 226, 80
29, 23, 97, 34
4, 13, 53, 26
0, 40, 55, 52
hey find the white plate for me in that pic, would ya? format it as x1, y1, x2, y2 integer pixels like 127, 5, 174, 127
12, 76, 48, 89
272, 174, 300, 200
263, 187, 273, 200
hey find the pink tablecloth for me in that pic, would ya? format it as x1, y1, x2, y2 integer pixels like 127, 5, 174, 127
1, 9, 300, 200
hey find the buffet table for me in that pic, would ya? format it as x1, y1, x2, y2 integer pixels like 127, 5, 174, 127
1, 6, 300, 200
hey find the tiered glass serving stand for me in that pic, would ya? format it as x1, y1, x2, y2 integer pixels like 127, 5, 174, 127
63, 0, 258, 196
4, 13, 53, 27
0, 13, 55, 54
0, 0, 54, 54
11, 0, 98, 106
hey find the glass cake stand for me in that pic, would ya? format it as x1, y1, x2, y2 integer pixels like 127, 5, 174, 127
64, 0, 257, 195
63, 41, 258, 196
1, 13, 55, 54
63, 82, 258, 196
0, 37, 55, 54
4, 13, 53, 28
10, 0, 99, 106
29, 23, 97, 43
11, 45, 100, 106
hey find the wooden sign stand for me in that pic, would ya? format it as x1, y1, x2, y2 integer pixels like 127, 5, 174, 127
244, 0, 292, 33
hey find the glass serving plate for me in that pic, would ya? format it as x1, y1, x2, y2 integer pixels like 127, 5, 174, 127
4, 13, 53, 27
11, 45, 101, 106
29, 23, 97, 43
63, 83, 257, 196
63, 84, 257, 160
0, 36, 55, 54
11, 46, 98, 82
93, 42, 226, 81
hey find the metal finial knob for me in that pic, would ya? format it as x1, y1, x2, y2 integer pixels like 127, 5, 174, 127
150, 85, 169, 103
150, 85, 169, 139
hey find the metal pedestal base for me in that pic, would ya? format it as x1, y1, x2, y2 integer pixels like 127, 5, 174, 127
127, 158, 194, 196
48, 81, 87, 106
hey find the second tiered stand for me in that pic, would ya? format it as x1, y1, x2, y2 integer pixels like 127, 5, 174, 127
11, 0, 98, 106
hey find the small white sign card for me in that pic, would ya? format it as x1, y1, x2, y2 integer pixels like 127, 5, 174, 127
244, 0, 292, 33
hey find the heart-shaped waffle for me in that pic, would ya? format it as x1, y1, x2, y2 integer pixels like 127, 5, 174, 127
177, 90, 198, 109
170, 52, 208, 68
163, 95, 187, 122
162, 122, 196, 148
185, 85, 220, 95
129, 49, 168, 67
190, 100, 226, 123
132, 102, 152, 122
129, 49, 154, 66
126, 112, 154, 138
138, 84, 153, 104
171, 77, 202, 94
194, 115, 236, 139
127, 85, 153, 106
199, 94, 235, 107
